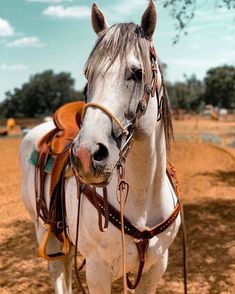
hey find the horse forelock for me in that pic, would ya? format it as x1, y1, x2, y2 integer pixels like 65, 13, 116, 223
84, 23, 152, 84
84, 22, 173, 150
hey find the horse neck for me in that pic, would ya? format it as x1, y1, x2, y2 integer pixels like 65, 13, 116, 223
126, 118, 166, 193
124, 118, 171, 226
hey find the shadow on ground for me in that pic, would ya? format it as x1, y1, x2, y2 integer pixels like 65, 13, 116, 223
0, 220, 54, 293
197, 170, 235, 186
160, 198, 235, 294
1, 198, 235, 293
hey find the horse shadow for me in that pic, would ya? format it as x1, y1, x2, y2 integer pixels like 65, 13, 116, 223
0, 219, 88, 294
1, 198, 234, 293
160, 198, 235, 294
0, 219, 54, 293
197, 170, 235, 186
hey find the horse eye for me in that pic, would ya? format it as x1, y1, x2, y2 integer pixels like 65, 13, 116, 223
127, 69, 142, 82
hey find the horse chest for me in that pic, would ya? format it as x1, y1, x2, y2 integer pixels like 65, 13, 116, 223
65, 176, 180, 281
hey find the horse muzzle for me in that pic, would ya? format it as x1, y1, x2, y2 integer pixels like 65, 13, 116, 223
70, 143, 112, 186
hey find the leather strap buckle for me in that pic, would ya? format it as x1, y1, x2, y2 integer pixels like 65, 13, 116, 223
57, 221, 64, 229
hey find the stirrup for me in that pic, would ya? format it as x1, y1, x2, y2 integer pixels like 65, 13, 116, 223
38, 224, 71, 261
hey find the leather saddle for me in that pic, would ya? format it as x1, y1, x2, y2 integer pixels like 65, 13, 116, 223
35, 101, 85, 260
38, 101, 84, 194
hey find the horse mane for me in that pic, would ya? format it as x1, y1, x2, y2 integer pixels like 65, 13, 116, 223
85, 23, 152, 83
84, 23, 174, 150
158, 63, 174, 151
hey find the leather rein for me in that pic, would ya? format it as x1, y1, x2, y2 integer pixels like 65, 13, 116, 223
72, 46, 187, 293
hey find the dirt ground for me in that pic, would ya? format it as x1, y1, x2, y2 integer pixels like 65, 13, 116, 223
0, 117, 235, 293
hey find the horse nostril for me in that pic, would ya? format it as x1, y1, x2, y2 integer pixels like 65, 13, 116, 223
73, 145, 92, 173
93, 143, 109, 162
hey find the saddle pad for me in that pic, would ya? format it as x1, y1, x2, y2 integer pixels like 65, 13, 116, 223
29, 149, 55, 173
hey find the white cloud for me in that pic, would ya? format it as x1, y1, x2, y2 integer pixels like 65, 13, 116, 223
111, 0, 146, 16
102, 0, 164, 24
221, 35, 235, 42
168, 51, 235, 71
0, 18, 14, 37
0, 63, 28, 71
27, 0, 71, 3
6, 36, 43, 48
167, 58, 214, 68
102, 0, 146, 22
43, 5, 90, 19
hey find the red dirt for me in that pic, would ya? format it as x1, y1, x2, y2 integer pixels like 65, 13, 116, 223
0, 118, 235, 293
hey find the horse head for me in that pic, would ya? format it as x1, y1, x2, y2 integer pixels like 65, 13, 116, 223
71, 0, 160, 186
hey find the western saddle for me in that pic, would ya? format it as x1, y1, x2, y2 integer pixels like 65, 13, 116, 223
34, 101, 84, 260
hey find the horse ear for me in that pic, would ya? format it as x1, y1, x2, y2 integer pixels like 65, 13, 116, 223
91, 3, 108, 35
141, 0, 157, 40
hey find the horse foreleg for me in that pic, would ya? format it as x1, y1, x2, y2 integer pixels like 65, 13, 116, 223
48, 253, 74, 294
86, 255, 112, 294
36, 224, 74, 294
135, 250, 168, 294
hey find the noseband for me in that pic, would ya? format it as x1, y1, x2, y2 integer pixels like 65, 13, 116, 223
81, 102, 129, 135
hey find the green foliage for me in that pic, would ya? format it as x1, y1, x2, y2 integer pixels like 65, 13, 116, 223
167, 74, 205, 112
167, 65, 235, 111
204, 65, 235, 108
0, 70, 84, 118
1, 65, 234, 118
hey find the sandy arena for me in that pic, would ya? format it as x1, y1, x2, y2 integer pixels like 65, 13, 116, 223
0, 117, 235, 293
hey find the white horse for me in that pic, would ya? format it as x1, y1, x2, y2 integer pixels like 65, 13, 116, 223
20, 1, 181, 293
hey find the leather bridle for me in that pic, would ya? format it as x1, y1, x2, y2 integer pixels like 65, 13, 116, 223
81, 46, 160, 164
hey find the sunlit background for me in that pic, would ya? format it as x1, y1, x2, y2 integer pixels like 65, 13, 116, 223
0, 0, 234, 101
1, 2, 235, 293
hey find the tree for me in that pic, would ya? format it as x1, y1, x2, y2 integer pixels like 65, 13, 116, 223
204, 65, 235, 108
167, 74, 204, 111
0, 70, 84, 118
161, 0, 235, 43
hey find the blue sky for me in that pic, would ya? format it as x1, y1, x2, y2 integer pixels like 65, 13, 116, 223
0, 0, 234, 101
